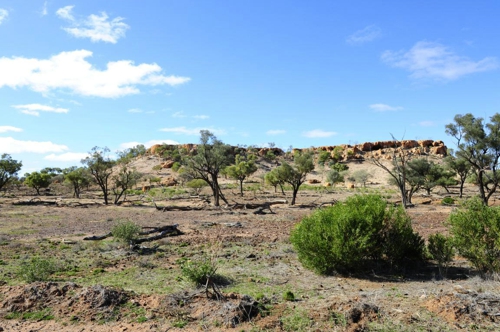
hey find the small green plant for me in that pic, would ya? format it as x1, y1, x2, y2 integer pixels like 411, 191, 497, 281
280, 309, 310, 332
172, 319, 188, 328
18, 256, 57, 283
441, 197, 455, 205
427, 233, 455, 278
283, 290, 295, 301
111, 220, 141, 243
181, 255, 218, 286
5, 308, 54, 321
185, 179, 208, 194
449, 197, 500, 274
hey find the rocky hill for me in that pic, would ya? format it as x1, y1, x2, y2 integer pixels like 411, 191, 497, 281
147, 139, 447, 161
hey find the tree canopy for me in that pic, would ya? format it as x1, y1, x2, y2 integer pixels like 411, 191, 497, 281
0, 154, 22, 191
81, 147, 115, 205
446, 113, 500, 205
182, 130, 234, 206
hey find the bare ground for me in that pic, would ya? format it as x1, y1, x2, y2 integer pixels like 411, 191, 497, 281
1, 158, 499, 331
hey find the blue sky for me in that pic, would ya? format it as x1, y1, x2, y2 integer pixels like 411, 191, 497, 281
1, 1, 499, 173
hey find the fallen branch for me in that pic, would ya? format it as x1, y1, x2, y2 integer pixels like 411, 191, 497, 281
83, 232, 112, 241
152, 199, 205, 211
132, 225, 183, 244
12, 198, 58, 206
83, 224, 183, 243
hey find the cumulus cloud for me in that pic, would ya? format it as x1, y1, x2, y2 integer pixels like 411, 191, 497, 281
369, 103, 403, 112
12, 104, 69, 116
347, 25, 382, 44
193, 115, 209, 120
0, 8, 8, 25
0, 50, 190, 98
56, 5, 129, 43
0, 137, 68, 154
159, 126, 226, 136
119, 139, 180, 150
382, 41, 498, 81
44, 152, 89, 162
0, 126, 22, 133
266, 129, 286, 135
302, 129, 337, 138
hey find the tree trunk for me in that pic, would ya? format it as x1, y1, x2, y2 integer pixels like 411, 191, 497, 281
239, 179, 244, 196
291, 187, 299, 205
459, 180, 464, 198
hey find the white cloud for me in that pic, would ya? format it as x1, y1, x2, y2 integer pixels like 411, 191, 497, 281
0, 50, 191, 98
172, 111, 186, 118
369, 103, 403, 112
0, 137, 68, 154
41, 1, 48, 16
159, 126, 226, 136
44, 152, 89, 162
128, 108, 143, 113
172, 112, 209, 120
302, 129, 337, 138
419, 121, 436, 127
0, 126, 22, 133
12, 104, 69, 116
347, 25, 381, 44
119, 139, 180, 150
56, 5, 74, 20
382, 41, 498, 80
0, 8, 8, 25
266, 129, 286, 135
56, 5, 129, 43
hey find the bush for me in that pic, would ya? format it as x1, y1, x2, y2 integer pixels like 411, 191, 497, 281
18, 256, 57, 282
290, 194, 425, 274
441, 197, 455, 205
181, 255, 218, 286
111, 220, 141, 243
449, 197, 500, 274
171, 162, 181, 172
427, 233, 454, 278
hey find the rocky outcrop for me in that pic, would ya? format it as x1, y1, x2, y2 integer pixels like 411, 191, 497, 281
146, 140, 447, 161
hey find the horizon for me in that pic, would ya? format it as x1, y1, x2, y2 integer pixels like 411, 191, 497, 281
1, 1, 499, 174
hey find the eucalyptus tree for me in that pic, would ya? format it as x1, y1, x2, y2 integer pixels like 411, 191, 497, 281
182, 130, 234, 206
446, 113, 500, 205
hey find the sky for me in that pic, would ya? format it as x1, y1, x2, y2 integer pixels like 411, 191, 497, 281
0, 1, 499, 173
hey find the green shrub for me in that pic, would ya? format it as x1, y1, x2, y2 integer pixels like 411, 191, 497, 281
449, 197, 500, 274
427, 233, 454, 278
290, 194, 424, 274
18, 256, 57, 283
111, 220, 141, 243
171, 162, 181, 172
441, 197, 455, 205
181, 255, 218, 286
283, 290, 295, 301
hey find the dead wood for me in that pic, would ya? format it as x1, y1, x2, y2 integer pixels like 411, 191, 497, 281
152, 199, 206, 212
83, 224, 182, 243
131, 225, 183, 244
205, 275, 225, 301
12, 197, 58, 206
139, 224, 182, 235
83, 233, 112, 241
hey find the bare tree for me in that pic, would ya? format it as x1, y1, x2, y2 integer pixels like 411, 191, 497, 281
370, 136, 411, 208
